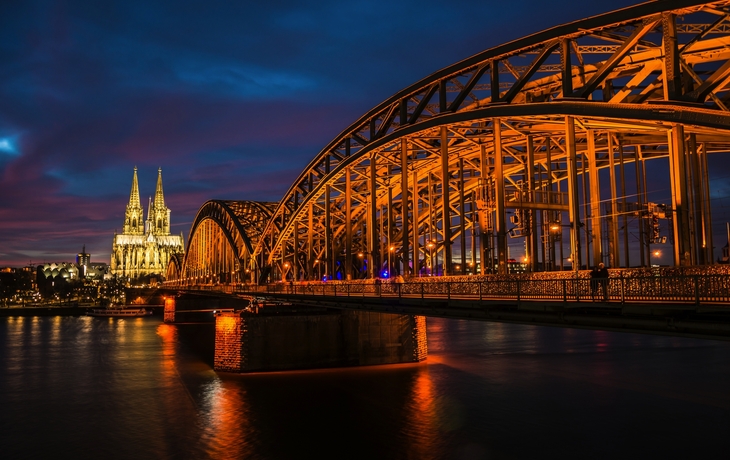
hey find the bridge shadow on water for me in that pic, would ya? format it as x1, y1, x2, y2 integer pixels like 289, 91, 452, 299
174, 322, 216, 366
158, 316, 730, 459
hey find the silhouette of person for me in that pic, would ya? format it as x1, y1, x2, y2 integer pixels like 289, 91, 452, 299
594, 262, 609, 301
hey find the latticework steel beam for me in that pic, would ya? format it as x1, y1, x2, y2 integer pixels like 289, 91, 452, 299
173, 1, 730, 283
179, 200, 277, 284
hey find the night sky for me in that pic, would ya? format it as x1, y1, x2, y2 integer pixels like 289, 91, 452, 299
2, 0, 713, 267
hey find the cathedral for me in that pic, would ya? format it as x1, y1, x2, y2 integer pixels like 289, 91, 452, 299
111, 167, 185, 280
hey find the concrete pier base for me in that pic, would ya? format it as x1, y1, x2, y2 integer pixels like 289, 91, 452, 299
214, 310, 427, 373
163, 297, 176, 323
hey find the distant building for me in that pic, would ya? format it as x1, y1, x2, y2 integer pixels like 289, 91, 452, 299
77, 245, 90, 265
37, 261, 109, 281
38, 262, 81, 280
110, 167, 184, 280
86, 263, 110, 280
77, 245, 90, 277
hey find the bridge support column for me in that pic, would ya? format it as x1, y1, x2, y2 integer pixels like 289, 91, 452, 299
668, 125, 693, 266
412, 169, 420, 277
308, 203, 314, 280
440, 126, 452, 276
401, 140, 410, 277
214, 312, 245, 372
607, 135, 621, 268
325, 184, 332, 280
346, 167, 353, 280
619, 140, 630, 267
545, 137, 557, 271
685, 134, 712, 265
163, 296, 175, 323
293, 221, 299, 281
636, 147, 647, 267
493, 119, 507, 274
697, 140, 714, 264
459, 158, 466, 274
479, 143, 492, 274
369, 157, 379, 278
565, 116, 581, 272
213, 310, 427, 373
526, 136, 539, 272
587, 130, 602, 268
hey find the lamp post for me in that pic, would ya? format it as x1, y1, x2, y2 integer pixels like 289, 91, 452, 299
566, 255, 573, 271
357, 252, 364, 279
549, 222, 560, 271
427, 241, 436, 276
388, 246, 395, 277
650, 249, 660, 267
550, 221, 574, 271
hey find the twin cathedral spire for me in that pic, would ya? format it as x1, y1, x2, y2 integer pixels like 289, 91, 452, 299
123, 167, 171, 236
112, 167, 184, 280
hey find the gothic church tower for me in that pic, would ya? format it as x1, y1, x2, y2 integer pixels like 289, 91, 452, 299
150, 168, 171, 235
111, 167, 184, 281
122, 167, 144, 235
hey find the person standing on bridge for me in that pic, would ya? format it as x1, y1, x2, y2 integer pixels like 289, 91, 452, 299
590, 263, 610, 301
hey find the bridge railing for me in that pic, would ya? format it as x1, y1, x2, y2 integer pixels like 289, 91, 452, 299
250, 273, 730, 306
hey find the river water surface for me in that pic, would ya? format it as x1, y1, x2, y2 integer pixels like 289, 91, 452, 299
1, 315, 728, 459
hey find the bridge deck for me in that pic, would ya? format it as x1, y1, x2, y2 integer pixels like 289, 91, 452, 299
171, 272, 730, 340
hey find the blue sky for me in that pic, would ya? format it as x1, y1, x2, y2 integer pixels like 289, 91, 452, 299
0, 0, 667, 266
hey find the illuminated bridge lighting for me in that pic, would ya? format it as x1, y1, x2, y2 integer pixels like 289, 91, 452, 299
168, 1, 730, 285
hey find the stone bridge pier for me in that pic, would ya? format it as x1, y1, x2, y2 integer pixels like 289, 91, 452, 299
214, 310, 427, 373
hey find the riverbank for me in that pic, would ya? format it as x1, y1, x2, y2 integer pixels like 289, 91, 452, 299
0, 305, 164, 317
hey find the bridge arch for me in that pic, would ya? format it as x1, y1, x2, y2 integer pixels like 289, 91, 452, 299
253, 0, 730, 281
165, 253, 184, 282
180, 200, 277, 284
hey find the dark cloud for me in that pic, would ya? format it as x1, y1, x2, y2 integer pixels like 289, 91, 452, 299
0, 0, 640, 266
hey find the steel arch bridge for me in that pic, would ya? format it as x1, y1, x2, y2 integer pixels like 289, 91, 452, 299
175, 0, 730, 284
172, 200, 277, 285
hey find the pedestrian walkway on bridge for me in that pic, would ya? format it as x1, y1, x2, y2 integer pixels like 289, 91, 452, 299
185, 266, 730, 308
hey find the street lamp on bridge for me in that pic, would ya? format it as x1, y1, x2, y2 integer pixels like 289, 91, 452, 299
387, 246, 395, 278
314, 259, 321, 281
650, 249, 661, 267
427, 240, 436, 276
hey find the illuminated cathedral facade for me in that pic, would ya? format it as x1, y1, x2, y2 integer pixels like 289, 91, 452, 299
111, 167, 184, 280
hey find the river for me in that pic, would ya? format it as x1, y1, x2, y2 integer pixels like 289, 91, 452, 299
1, 314, 728, 459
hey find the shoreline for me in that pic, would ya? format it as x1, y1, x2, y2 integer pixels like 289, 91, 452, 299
0, 305, 164, 317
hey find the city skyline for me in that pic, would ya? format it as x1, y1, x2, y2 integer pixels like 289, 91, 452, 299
8, 0, 730, 268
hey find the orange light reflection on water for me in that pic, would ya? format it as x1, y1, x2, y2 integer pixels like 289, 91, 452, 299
156, 323, 179, 379
155, 322, 254, 457
198, 378, 255, 458
402, 365, 440, 457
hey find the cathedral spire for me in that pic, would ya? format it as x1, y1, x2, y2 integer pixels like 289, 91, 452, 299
150, 167, 171, 235
112, 167, 184, 280
146, 196, 153, 233
123, 167, 144, 235
154, 167, 166, 210
128, 166, 141, 209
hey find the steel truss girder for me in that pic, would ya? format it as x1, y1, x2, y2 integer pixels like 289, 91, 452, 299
255, 1, 730, 266
183, 200, 277, 280
258, 100, 730, 274
165, 3, 730, 283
